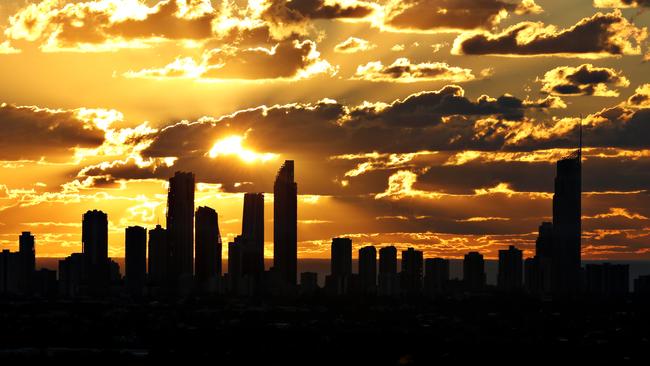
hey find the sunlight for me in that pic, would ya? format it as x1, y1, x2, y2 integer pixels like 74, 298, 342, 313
208, 135, 277, 163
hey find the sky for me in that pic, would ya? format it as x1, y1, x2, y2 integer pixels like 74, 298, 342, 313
0, 0, 649, 260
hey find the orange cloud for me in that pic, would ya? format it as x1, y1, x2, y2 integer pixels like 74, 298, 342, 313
124, 39, 336, 80
538, 64, 629, 97
452, 10, 647, 58
352, 58, 475, 83
333, 36, 376, 53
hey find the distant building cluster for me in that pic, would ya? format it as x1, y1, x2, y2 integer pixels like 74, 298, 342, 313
0, 156, 647, 299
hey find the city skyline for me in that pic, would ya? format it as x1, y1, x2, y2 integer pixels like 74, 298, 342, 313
0, 1, 649, 261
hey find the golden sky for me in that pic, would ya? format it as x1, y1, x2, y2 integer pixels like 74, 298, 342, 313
0, 0, 649, 260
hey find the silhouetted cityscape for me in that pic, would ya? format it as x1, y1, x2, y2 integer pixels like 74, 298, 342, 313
1, 152, 648, 300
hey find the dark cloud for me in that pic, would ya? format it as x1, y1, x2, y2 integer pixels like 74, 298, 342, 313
538, 64, 629, 96
594, 0, 650, 8
352, 58, 475, 83
262, 0, 376, 25
382, 0, 542, 32
452, 10, 646, 58
0, 103, 105, 161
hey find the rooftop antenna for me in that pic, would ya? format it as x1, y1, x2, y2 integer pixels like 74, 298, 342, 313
578, 114, 583, 163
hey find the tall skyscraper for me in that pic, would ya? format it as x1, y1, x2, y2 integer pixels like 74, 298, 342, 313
331, 237, 352, 276
463, 251, 486, 292
167, 172, 195, 286
358, 246, 377, 293
273, 160, 298, 286
378, 246, 399, 296
148, 224, 168, 287
241, 193, 264, 276
82, 210, 109, 290
535, 222, 554, 293
552, 149, 582, 295
228, 237, 243, 292
125, 226, 147, 295
401, 248, 423, 294
18, 231, 35, 292
497, 245, 523, 292
424, 258, 449, 295
195, 206, 222, 287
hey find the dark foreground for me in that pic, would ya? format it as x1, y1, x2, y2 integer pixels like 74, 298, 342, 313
1, 296, 650, 364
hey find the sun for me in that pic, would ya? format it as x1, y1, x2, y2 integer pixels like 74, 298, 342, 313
208, 135, 278, 163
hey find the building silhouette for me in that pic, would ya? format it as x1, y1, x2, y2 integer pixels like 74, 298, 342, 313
634, 275, 650, 295
498, 246, 523, 292
273, 160, 297, 286
195, 206, 222, 292
463, 251, 486, 292
125, 226, 146, 296
424, 258, 449, 295
82, 210, 109, 292
401, 248, 423, 295
18, 231, 35, 292
585, 263, 629, 297
241, 193, 264, 277
300, 272, 318, 294
378, 246, 399, 296
58, 253, 85, 297
227, 236, 243, 293
327, 237, 353, 294
358, 246, 377, 293
167, 171, 195, 289
148, 224, 168, 288
551, 150, 582, 295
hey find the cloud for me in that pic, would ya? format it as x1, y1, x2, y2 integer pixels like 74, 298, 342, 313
124, 39, 336, 80
352, 58, 475, 83
333, 36, 376, 53
0, 103, 106, 161
261, 0, 378, 24
594, 0, 650, 8
452, 10, 647, 58
0, 41, 20, 54
627, 84, 650, 108
380, 0, 542, 33
538, 63, 629, 96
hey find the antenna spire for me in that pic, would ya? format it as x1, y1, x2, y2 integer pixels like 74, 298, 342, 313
578, 114, 583, 163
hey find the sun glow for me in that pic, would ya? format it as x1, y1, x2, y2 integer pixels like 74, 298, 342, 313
207, 135, 277, 163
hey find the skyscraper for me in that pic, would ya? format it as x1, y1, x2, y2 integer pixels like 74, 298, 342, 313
552, 150, 581, 295
167, 171, 195, 286
228, 236, 243, 292
463, 251, 486, 292
535, 222, 553, 293
358, 246, 377, 293
148, 224, 168, 287
241, 193, 264, 277
82, 210, 109, 290
18, 231, 35, 292
273, 160, 298, 286
195, 206, 222, 289
401, 248, 423, 294
424, 258, 449, 295
497, 245, 523, 292
331, 237, 352, 276
125, 226, 146, 295
378, 246, 399, 296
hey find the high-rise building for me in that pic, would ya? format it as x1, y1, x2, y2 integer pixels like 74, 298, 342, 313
148, 224, 168, 287
463, 251, 486, 292
58, 253, 85, 297
358, 246, 377, 293
18, 231, 35, 292
585, 263, 629, 297
331, 237, 352, 276
273, 160, 298, 286
535, 222, 554, 293
300, 272, 319, 294
125, 226, 147, 295
167, 172, 195, 286
82, 210, 109, 290
228, 237, 243, 292
401, 248, 423, 294
497, 245, 523, 292
424, 258, 449, 295
378, 246, 399, 296
552, 151, 581, 295
241, 193, 264, 276
195, 206, 222, 289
